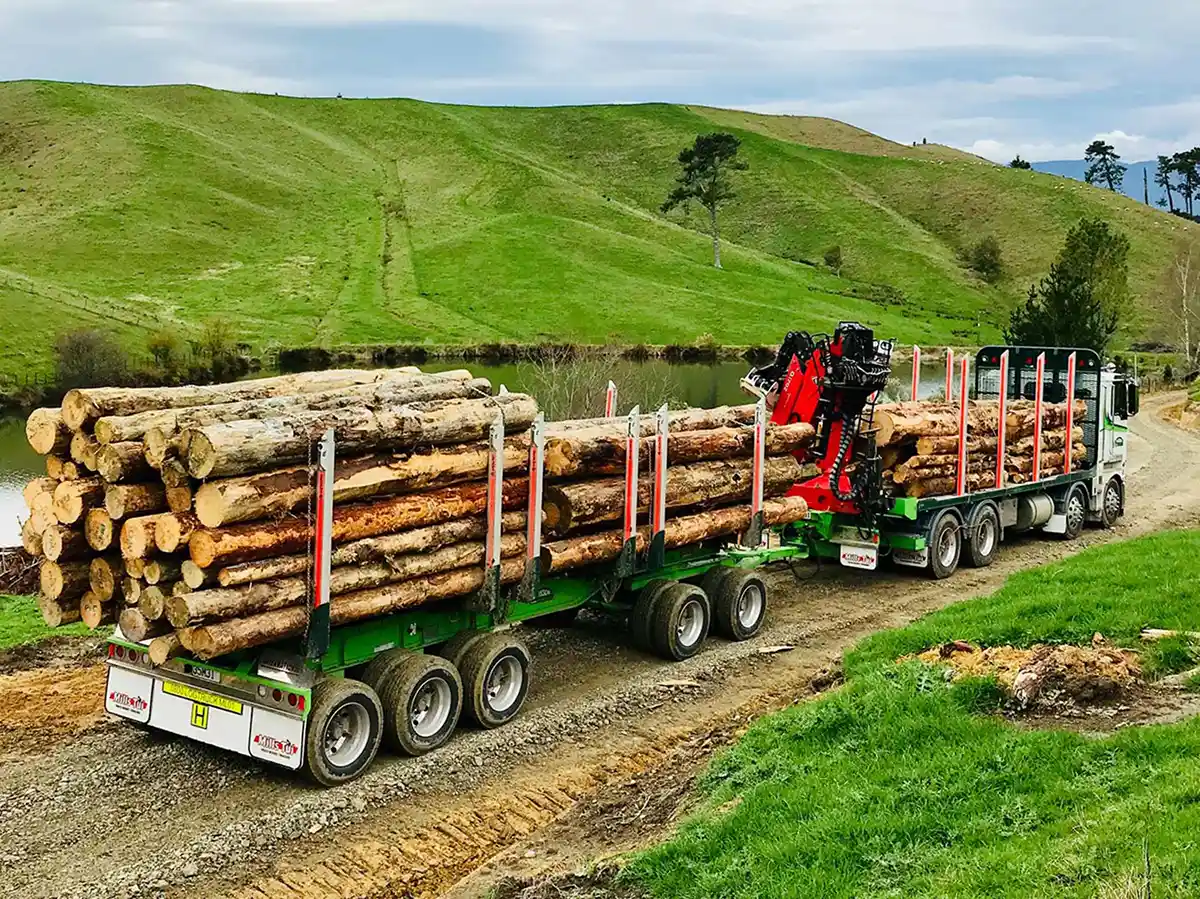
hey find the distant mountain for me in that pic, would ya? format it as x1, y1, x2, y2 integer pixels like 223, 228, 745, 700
1032, 159, 1166, 208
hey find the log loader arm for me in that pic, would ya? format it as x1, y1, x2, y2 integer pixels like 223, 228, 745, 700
742, 323, 894, 519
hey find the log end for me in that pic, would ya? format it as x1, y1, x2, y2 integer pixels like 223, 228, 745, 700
85, 509, 115, 552
184, 431, 215, 479
26, 408, 69, 455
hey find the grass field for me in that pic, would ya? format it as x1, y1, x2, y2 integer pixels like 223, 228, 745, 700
628, 530, 1200, 898
0, 593, 88, 650
1, 81, 1197, 382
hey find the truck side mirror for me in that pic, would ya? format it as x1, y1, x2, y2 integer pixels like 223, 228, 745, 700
1128, 383, 1140, 417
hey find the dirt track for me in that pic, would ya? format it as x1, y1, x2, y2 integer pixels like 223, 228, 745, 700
1, 392, 1198, 899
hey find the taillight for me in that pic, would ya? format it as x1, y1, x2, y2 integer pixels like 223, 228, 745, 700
272, 689, 282, 702
287, 693, 298, 707
297, 696, 306, 712
115, 646, 125, 659
108, 644, 116, 658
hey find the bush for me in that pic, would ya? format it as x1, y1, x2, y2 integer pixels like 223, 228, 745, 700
966, 236, 1004, 283
147, 329, 186, 380
54, 328, 129, 390
195, 317, 248, 382
823, 245, 844, 275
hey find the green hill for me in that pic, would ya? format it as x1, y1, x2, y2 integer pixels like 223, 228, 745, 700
1, 80, 1196, 382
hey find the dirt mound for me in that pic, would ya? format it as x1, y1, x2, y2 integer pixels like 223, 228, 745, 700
491, 864, 641, 899
911, 634, 1142, 710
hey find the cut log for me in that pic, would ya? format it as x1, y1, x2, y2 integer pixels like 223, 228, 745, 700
89, 554, 124, 602
85, 509, 115, 552
160, 458, 190, 488
172, 581, 193, 597
915, 427, 1083, 456
105, 483, 167, 520
905, 473, 1004, 498
148, 633, 186, 666
155, 513, 200, 554
117, 607, 172, 643
139, 586, 169, 621
547, 405, 756, 434
125, 558, 147, 579
189, 477, 529, 569
30, 493, 57, 535
46, 457, 80, 481
62, 368, 421, 430
96, 442, 153, 484
181, 561, 217, 590
120, 514, 171, 560
166, 485, 193, 514
70, 430, 100, 471
194, 438, 531, 529
23, 477, 57, 510
26, 408, 72, 455
53, 478, 106, 524
185, 394, 538, 478
21, 519, 44, 557
144, 558, 182, 586
41, 525, 89, 562
81, 592, 116, 629
875, 400, 1088, 447
143, 429, 185, 470
39, 594, 82, 628
893, 458, 995, 485
122, 577, 144, 605
215, 512, 527, 587
544, 422, 816, 479
189, 559, 525, 659
40, 560, 92, 602
543, 456, 802, 536
540, 496, 810, 574
168, 537, 525, 627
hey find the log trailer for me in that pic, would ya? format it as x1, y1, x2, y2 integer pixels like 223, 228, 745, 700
103, 324, 1138, 784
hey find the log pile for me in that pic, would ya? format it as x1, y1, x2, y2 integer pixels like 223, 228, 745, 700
874, 399, 1089, 498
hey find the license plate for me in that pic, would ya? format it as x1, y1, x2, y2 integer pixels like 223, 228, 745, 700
839, 545, 878, 570
185, 664, 220, 684
892, 548, 929, 568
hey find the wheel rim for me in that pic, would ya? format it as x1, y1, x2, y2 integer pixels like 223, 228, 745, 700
975, 516, 996, 557
323, 700, 371, 767
736, 584, 764, 628
410, 676, 453, 739
485, 655, 523, 714
1105, 484, 1121, 520
677, 598, 705, 647
1067, 493, 1086, 532
937, 523, 959, 568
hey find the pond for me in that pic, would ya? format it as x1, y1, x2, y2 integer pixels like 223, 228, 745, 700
0, 357, 942, 548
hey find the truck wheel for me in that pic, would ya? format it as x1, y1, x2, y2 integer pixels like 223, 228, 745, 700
1060, 486, 1087, 540
630, 579, 673, 652
460, 634, 532, 729
1100, 479, 1123, 529
711, 570, 768, 641
379, 653, 462, 756
964, 504, 1000, 568
360, 647, 414, 695
439, 631, 488, 672
927, 511, 962, 580
651, 583, 710, 661
304, 678, 383, 787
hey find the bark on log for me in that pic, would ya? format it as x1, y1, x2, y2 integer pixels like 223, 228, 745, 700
160, 458, 191, 488
547, 406, 756, 434
539, 496, 810, 574
544, 423, 815, 479
185, 394, 538, 478
89, 554, 124, 602
893, 457, 996, 485
189, 477, 529, 569
105, 483, 166, 520
23, 477, 57, 510
120, 514, 171, 560
139, 586, 169, 621
181, 561, 217, 590
40, 560, 92, 602
70, 429, 100, 471
81, 592, 115, 629
915, 427, 1083, 456
62, 368, 420, 430
41, 525, 89, 562
148, 633, 185, 666
215, 512, 527, 587
21, 519, 44, 557
875, 400, 1088, 447
155, 513, 200, 554
53, 478, 106, 524
905, 473, 1000, 498
39, 594, 81, 628
543, 456, 802, 536
189, 560, 525, 659
96, 442, 153, 484
166, 485, 193, 514
26, 408, 72, 455
144, 558, 182, 586
118, 607, 172, 643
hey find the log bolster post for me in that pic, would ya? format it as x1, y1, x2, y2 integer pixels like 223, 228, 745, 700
996, 351, 1009, 488
743, 397, 768, 548
911, 345, 921, 401
471, 410, 506, 615
1064, 352, 1077, 474
956, 357, 970, 496
304, 428, 335, 662
649, 403, 669, 569
1033, 353, 1046, 481
518, 414, 545, 605
614, 405, 640, 580
604, 380, 618, 419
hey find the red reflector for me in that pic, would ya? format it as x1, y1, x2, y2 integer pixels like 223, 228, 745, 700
115, 646, 125, 659
107, 644, 115, 657
297, 697, 306, 711
287, 693, 298, 707
272, 689, 282, 702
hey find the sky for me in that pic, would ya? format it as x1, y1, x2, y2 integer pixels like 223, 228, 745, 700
1, 0, 1198, 163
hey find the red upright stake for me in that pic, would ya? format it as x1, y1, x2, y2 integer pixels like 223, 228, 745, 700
944, 348, 955, 400
623, 406, 640, 545
526, 414, 545, 565
911, 346, 921, 400
995, 351, 1009, 488
604, 381, 618, 418
1032, 353, 1046, 481
1064, 353, 1077, 474
956, 357, 970, 495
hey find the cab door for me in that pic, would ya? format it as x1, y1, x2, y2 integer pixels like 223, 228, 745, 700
1101, 378, 1132, 467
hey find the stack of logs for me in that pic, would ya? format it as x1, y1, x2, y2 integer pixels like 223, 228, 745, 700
21, 369, 814, 663
874, 399, 1089, 498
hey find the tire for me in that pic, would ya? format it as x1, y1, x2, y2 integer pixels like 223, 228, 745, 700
360, 647, 415, 695
630, 579, 673, 652
303, 678, 383, 787
378, 653, 463, 756
460, 634, 532, 729
711, 570, 768, 641
439, 630, 489, 672
1060, 486, 1087, 540
699, 566, 731, 602
1100, 478, 1123, 529
927, 511, 962, 580
650, 583, 710, 661
964, 503, 1000, 568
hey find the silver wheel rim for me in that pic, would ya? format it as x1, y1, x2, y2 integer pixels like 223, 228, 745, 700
975, 516, 996, 557
937, 523, 959, 568
677, 598, 705, 647
324, 700, 371, 767
1067, 493, 1086, 532
411, 676, 453, 739
736, 584, 764, 629
1105, 484, 1121, 520
486, 655, 523, 714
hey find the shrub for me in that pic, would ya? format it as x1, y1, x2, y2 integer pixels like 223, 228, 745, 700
966, 236, 1004, 284
823, 245, 844, 275
54, 328, 129, 390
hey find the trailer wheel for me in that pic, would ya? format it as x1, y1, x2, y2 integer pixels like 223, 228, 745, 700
651, 583, 711, 661
630, 579, 673, 652
1100, 479, 1123, 529
360, 647, 414, 695
460, 634, 532, 729
964, 503, 1000, 568
1060, 486, 1087, 540
439, 630, 488, 672
711, 570, 767, 641
304, 678, 383, 787
927, 511, 962, 580
379, 654, 462, 756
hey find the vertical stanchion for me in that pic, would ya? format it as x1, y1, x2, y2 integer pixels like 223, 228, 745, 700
604, 381, 618, 418
474, 412, 505, 613
498, 384, 510, 396
956, 357, 970, 496
995, 351, 1009, 488
944, 347, 955, 400
911, 346, 921, 400
1032, 352, 1046, 481
1064, 353, 1077, 474
520, 414, 545, 604
616, 406, 640, 577
649, 404, 669, 569
305, 429, 335, 661
744, 397, 768, 547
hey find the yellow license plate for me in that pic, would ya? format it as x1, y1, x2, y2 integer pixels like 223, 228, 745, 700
163, 680, 244, 715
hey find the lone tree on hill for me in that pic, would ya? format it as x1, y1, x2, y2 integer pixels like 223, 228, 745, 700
1084, 140, 1127, 192
1009, 155, 1032, 169
661, 133, 747, 269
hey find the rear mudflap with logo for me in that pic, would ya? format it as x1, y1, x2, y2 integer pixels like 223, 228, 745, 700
249, 707, 305, 769
105, 665, 153, 723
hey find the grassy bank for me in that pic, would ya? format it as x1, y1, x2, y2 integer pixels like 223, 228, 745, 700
626, 530, 1200, 898
0, 594, 88, 651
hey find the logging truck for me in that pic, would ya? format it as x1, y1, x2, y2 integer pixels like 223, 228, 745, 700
103, 326, 1138, 784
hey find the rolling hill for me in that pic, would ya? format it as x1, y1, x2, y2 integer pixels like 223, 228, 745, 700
1032, 159, 1166, 208
0, 80, 1197, 383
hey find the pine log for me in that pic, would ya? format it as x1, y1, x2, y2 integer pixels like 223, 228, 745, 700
120, 514, 171, 560
181, 561, 218, 590
89, 554, 124, 602
41, 525, 89, 562
70, 430, 100, 471
172, 581, 193, 597
105, 483, 167, 520
543, 456, 802, 536
139, 586, 169, 621
53, 478, 106, 524
23, 477, 57, 510
166, 485, 193, 514
122, 577, 144, 605
875, 400, 1087, 447
96, 442, 153, 483
26, 408, 72, 455
62, 368, 420, 430
215, 512, 528, 587
905, 473, 1005, 498
21, 519, 44, 557
155, 513, 200, 554
39, 594, 81, 628
30, 493, 57, 535
189, 560, 525, 659
148, 633, 185, 666
160, 458, 191, 488
189, 477, 529, 569
117, 607, 172, 643
894, 458, 996, 485
46, 457, 80, 481
915, 427, 1084, 456
125, 558, 147, 578
81, 592, 115, 629
547, 405, 756, 434
540, 496, 810, 574
544, 422, 816, 479
185, 394, 538, 479
143, 430, 185, 470
144, 558, 182, 586
83, 509, 113, 552
168, 537, 525, 627
40, 560, 92, 602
